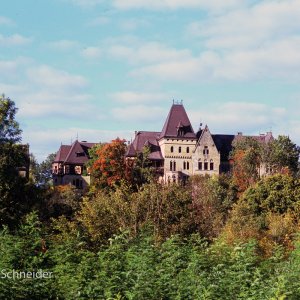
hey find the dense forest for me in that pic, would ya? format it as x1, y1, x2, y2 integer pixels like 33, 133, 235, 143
1, 94, 300, 299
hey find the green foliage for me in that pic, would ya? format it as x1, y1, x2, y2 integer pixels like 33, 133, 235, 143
0, 94, 22, 143
0, 212, 54, 299
242, 174, 300, 215
190, 175, 237, 240
131, 146, 155, 186
265, 135, 300, 175
37, 153, 56, 186
0, 143, 39, 227
41, 185, 83, 220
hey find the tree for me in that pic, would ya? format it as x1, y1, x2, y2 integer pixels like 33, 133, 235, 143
131, 146, 155, 186
265, 135, 300, 175
91, 138, 131, 189
0, 95, 39, 227
0, 94, 22, 143
230, 137, 262, 193
37, 153, 56, 186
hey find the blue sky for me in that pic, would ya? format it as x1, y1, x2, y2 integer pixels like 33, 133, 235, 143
1, 0, 300, 161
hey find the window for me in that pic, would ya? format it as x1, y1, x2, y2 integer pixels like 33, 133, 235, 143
179, 146, 181, 153
186, 147, 189, 153
170, 161, 173, 171
171, 146, 174, 153
210, 159, 214, 170
187, 161, 190, 170
65, 165, 70, 174
204, 160, 208, 170
183, 161, 186, 169
174, 161, 176, 171
203, 146, 209, 155
198, 159, 202, 170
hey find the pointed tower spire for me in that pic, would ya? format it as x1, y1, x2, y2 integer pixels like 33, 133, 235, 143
160, 102, 196, 139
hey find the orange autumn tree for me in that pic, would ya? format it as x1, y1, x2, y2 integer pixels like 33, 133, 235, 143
230, 137, 262, 193
91, 138, 131, 189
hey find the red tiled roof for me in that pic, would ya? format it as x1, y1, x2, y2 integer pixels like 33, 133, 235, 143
160, 104, 196, 139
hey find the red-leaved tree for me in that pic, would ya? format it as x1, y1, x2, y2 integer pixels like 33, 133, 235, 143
91, 138, 131, 188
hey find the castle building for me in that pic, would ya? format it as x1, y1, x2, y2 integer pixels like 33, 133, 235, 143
52, 140, 96, 189
126, 102, 273, 183
52, 103, 274, 188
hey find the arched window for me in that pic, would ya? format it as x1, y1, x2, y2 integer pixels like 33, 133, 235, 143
170, 161, 173, 171
186, 147, 189, 153
183, 161, 186, 169
198, 159, 202, 170
204, 159, 208, 170
171, 146, 174, 153
187, 161, 190, 170
210, 159, 214, 170
179, 146, 181, 153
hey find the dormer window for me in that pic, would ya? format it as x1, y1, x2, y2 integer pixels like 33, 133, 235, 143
76, 152, 85, 157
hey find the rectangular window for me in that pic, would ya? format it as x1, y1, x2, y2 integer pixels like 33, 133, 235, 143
187, 162, 189, 170
204, 162, 208, 170
210, 162, 214, 170
198, 162, 202, 170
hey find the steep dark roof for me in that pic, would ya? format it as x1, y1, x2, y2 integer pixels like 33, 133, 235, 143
212, 134, 235, 161
54, 145, 71, 162
126, 131, 163, 160
160, 104, 196, 139
54, 140, 96, 165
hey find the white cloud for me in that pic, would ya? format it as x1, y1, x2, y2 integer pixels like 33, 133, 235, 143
26, 65, 88, 90
130, 51, 220, 81
47, 39, 79, 51
0, 16, 14, 26
188, 0, 300, 50
66, 0, 104, 6
188, 101, 287, 135
87, 16, 110, 26
0, 34, 32, 46
112, 104, 165, 123
110, 91, 170, 104
109, 42, 192, 64
81, 47, 102, 59
113, 0, 244, 11
0, 57, 31, 79
119, 19, 150, 31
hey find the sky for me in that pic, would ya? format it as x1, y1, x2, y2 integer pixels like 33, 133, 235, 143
1, 0, 300, 161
